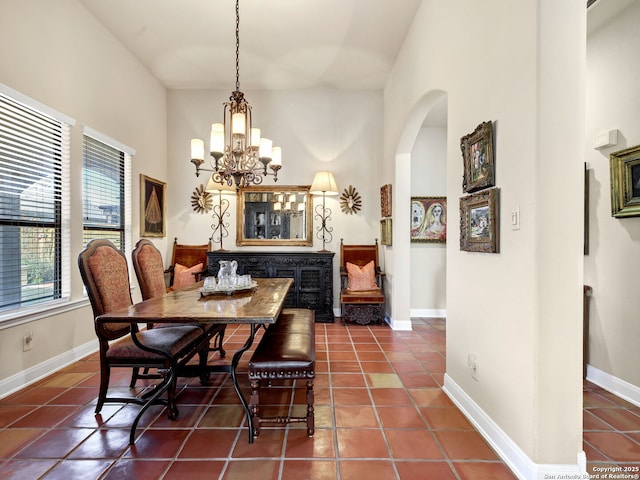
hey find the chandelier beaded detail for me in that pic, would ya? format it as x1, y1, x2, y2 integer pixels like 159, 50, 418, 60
190, 0, 281, 190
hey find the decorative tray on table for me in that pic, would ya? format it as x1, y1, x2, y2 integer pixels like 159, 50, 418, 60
199, 281, 258, 297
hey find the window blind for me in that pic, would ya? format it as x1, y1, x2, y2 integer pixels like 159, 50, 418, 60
82, 135, 125, 249
0, 93, 64, 311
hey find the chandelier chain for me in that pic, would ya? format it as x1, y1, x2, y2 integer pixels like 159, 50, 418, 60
235, 0, 240, 91
190, 0, 281, 190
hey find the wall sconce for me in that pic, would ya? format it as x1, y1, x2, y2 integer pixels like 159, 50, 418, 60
310, 171, 339, 251
206, 177, 235, 250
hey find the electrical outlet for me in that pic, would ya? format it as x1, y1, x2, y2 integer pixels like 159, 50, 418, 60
23, 332, 33, 352
467, 354, 479, 381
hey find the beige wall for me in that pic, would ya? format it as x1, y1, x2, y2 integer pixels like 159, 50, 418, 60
584, 1, 640, 387
384, 0, 585, 469
0, 0, 167, 386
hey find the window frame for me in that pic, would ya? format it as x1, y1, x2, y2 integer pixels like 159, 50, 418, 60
0, 84, 74, 322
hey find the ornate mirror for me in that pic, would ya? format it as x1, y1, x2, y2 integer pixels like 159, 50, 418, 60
236, 185, 312, 246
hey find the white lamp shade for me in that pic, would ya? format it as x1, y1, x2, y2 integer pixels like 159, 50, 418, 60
274, 202, 282, 211
232, 113, 246, 135
210, 123, 225, 154
205, 175, 235, 193
310, 171, 338, 195
271, 146, 282, 166
191, 138, 205, 160
259, 138, 272, 158
250, 128, 261, 148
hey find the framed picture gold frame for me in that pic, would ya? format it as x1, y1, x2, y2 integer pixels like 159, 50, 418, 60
610, 144, 640, 218
410, 196, 446, 243
140, 174, 166, 237
461, 121, 495, 193
460, 188, 499, 253
380, 218, 392, 246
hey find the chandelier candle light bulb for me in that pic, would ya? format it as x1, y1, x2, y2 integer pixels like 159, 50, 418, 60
259, 138, 272, 159
191, 139, 205, 161
250, 128, 261, 149
210, 124, 225, 155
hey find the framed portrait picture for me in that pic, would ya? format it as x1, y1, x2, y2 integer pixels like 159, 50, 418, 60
380, 218, 392, 246
460, 188, 499, 253
380, 184, 392, 218
461, 121, 495, 193
610, 144, 640, 218
140, 174, 166, 237
410, 196, 446, 243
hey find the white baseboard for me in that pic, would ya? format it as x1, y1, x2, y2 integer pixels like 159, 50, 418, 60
0, 339, 99, 399
410, 308, 446, 318
387, 317, 412, 330
443, 374, 585, 480
586, 364, 640, 408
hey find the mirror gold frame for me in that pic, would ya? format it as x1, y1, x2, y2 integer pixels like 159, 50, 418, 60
236, 185, 312, 246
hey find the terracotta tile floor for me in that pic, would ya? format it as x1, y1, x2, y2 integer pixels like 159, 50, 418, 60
0, 318, 636, 479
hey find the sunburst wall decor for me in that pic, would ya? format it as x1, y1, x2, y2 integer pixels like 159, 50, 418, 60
340, 185, 362, 215
190, 184, 213, 213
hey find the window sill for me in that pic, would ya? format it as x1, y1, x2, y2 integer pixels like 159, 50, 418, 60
0, 297, 90, 331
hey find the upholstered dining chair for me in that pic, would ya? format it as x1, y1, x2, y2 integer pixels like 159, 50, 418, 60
164, 237, 211, 290
78, 238, 213, 443
131, 239, 226, 386
339, 238, 386, 325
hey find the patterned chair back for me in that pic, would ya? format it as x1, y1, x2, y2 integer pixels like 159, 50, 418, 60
78, 239, 133, 340
132, 239, 167, 300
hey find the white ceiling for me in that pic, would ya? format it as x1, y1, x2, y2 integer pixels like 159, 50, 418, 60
78, 0, 422, 91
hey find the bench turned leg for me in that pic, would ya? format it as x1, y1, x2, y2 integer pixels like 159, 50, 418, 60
249, 378, 261, 437
306, 379, 315, 436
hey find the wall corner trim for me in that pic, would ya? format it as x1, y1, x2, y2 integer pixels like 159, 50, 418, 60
443, 374, 584, 480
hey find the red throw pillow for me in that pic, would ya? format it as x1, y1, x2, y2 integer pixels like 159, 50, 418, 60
346, 261, 377, 291
173, 262, 203, 289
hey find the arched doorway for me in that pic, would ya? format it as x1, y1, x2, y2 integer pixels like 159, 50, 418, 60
388, 90, 448, 330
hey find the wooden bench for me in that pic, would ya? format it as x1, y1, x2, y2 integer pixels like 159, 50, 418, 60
248, 308, 315, 437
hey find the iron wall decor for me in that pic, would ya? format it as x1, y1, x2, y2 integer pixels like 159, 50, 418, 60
610, 144, 640, 218
140, 174, 166, 237
410, 196, 446, 244
461, 121, 495, 193
459, 188, 499, 253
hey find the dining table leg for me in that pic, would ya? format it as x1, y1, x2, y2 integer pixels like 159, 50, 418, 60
231, 323, 259, 443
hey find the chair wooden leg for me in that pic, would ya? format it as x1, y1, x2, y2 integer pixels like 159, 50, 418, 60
166, 368, 179, 420
249, 378, 261, 437
198, 346, 210, 385
210, 329, 226, 358
129, 367, 141, 388
95, 362, 110, 414
306, 379, 315, 436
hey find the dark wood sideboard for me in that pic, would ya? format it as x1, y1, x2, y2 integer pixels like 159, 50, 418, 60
207, 251, 334, 323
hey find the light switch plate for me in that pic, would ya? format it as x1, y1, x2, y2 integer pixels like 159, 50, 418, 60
511, 207, 520, 230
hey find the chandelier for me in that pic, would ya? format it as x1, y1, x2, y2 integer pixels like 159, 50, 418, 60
190, 0, 281, 190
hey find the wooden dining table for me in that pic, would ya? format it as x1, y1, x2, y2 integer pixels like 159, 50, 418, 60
96, 276, 293, 443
